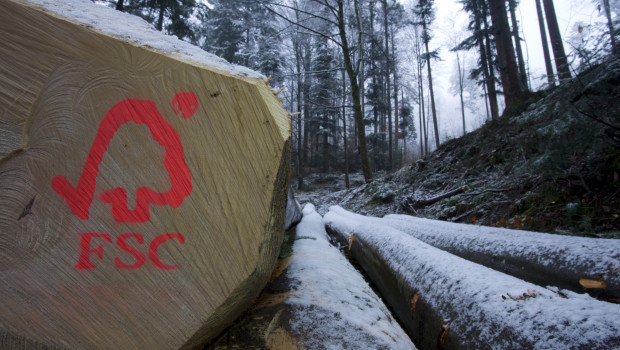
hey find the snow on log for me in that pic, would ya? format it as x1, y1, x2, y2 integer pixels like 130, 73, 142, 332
343, 210, 620, 300
209, 204, 415, 349
284, 185, 302, 231
0, 0, 290, 349
324, 206, 620, 349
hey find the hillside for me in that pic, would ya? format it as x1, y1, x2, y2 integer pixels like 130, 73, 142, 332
298, 56, 620, 238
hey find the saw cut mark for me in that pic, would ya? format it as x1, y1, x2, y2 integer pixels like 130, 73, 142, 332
52, 92, 198, 223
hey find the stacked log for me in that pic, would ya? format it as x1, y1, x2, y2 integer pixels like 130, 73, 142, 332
0, 0, 290, 348
325, 207, 620, 349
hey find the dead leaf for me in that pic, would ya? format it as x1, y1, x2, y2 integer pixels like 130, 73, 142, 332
579, 278, 608, 289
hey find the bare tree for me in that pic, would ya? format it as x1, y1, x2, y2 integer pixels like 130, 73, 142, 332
542, 0, 572, 81
508, 0, 529, 89
535, 0, 556, 85
488, 0, 526, 109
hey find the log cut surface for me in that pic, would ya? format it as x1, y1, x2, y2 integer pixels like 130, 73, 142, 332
0, 0, 290, 349
324, 207, 620, 349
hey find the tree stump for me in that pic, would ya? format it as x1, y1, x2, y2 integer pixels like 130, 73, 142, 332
0, 1, 291, 349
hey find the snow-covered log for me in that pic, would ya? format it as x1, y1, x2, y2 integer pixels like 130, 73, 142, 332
209, 204, 415, 349
0, 1, 291, 349
324, 206, 620, 349
284, 185, 302, 231
382, 214, 620, 300
331, 208, 620, 300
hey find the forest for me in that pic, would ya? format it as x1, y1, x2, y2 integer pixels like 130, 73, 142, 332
98, 0, 618, 188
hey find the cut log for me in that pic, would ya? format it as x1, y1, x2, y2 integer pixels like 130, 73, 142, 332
0, 1, 290, 349
378, 213, 620, 300
208, 204, 414, 350
324, 207, 620, 349
284, 185, 302, 231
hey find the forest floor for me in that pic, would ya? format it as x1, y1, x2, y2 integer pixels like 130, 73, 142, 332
296, 57, 620, 238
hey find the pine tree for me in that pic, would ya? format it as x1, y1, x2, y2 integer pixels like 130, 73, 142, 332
488, 0, 526, 109
414, 0, 440, 149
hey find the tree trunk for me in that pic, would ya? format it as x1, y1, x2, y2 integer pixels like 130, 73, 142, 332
382, 0, 393, 170
535, 0, 556, 86
371, 213, 620, 301
294, 20, 304, 190
0, 1, 291, 348
392, 27, 400, 166
116, 0, 124, 11
156, 1, 165, 31
302, 42, 311, 168
423, 21, 440, 149
602, 0, 619, 55
456, 51, 466, 135
488, 0, 526, 109
542, 0, 572, 81
342, 68, 350, 188
508, 0, 529, 90
325, 208, 620, 349
338, 0, 372, 182
478, 0, 500, 120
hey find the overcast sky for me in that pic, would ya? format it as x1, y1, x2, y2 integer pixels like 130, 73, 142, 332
400, 0, 609, 143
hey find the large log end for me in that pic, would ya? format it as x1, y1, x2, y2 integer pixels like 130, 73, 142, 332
0, 0, 291, 348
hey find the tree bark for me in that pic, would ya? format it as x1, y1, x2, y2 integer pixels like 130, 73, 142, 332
423, 21, 440, 149
382, 0, 393, 170
542, 0, 571, 81
116, 0, 124, 11
342, 68, 350, 188
535, 0, 556, 86
488, 0, 526, 109
456, 51, 466, 135
325, 209, 620, 349
478, 0, 500, 120
602, 0, 619, 55
338, 0, 373, 182
508, 0, 529, 90
156, 1, 165, 31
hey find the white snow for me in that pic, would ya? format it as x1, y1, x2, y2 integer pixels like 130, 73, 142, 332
327, 206, 620, 292
24, 0, 263, 79
324, 206, 620, 349
284, 204, 415, 349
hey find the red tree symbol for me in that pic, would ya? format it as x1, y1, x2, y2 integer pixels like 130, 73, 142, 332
52, 92, 198, 223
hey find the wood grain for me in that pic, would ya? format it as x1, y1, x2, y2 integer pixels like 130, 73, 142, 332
0, 1, 291, 348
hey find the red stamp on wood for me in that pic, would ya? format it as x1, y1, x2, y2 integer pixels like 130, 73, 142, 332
52, 92, 198, 269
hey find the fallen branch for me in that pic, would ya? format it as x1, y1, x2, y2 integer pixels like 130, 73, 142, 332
405, 186, 468, 209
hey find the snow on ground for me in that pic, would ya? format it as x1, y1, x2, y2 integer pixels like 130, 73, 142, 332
284, 204, 415, 349
324, 206, 620, 349
25, 0, 262, 79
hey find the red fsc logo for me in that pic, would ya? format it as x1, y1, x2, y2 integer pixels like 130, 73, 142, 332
52, 92, 198, 270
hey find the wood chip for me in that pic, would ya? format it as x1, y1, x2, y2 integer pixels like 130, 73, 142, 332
579, 278, 608, 289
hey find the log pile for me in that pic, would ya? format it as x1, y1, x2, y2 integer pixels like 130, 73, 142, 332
325, 207, 620, 349
0, 0, 290, 348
